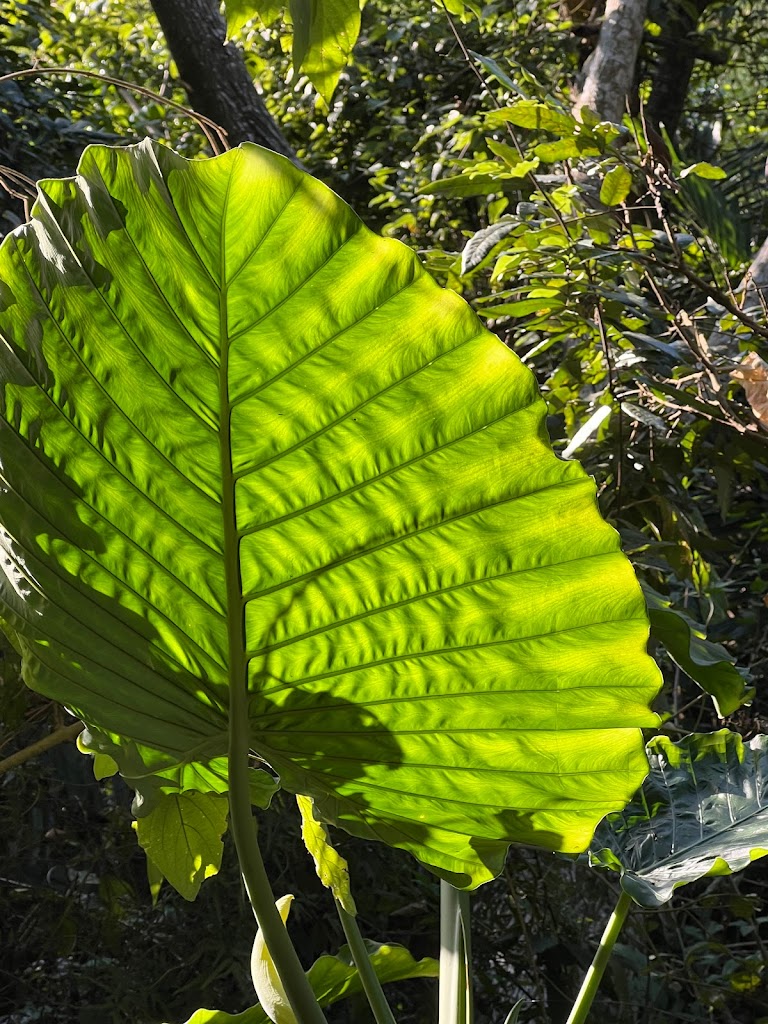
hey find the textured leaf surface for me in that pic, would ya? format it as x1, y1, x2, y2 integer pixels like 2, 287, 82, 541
178, 941, 438, 1024
590, 731, 768, 907
0, 141, 659, 887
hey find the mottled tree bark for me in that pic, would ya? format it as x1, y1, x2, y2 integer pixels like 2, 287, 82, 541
150, 0, 299, 163
573, 0, 647, 122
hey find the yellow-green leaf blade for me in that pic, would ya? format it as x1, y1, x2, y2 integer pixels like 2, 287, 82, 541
297, 794, 356, 914
0, 141, 661, 891
135, 791, 229, 901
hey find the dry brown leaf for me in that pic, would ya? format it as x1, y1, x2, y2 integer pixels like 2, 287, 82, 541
732, 351, 768, 427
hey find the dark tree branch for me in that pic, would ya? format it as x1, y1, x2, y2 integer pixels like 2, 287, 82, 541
646, 0, 716, 139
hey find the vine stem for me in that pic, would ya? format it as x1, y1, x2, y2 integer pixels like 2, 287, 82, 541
228, 707, 327, 1023
565, 889, 633, 1024
335, 899, 397, 1024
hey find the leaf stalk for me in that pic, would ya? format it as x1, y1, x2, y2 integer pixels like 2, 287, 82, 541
228, 710, 327, 1023
335, 898, 398, 1024
565, 888, 633, 1024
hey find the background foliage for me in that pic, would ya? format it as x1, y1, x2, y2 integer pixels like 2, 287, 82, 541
0, 0, 766, 1022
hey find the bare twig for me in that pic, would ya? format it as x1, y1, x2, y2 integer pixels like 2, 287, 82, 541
0, 721, 84, 776
0, 66, 229, 154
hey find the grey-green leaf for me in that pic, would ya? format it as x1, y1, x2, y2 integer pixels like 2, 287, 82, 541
590, 731, 768, 907
461, 218, 518, 275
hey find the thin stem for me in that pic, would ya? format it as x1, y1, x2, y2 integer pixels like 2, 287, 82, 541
228, 713, 327, 1023
335, 899, 397, 1024
0, 66, 229, 154
565, 889, 633, 1024
458, 889, 473, 1024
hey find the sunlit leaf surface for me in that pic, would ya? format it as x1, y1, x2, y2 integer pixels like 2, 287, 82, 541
0, 141, 660, 886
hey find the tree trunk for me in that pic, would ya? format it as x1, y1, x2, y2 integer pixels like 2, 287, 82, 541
149, 0, 299, 163
645, 0, 715, 139
574, 0, 647, 123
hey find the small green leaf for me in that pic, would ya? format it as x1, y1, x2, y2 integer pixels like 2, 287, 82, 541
487, 101, 577, 135
468, 50, 522, 95
175, 941, 438, 1023
419, 164, 538, 198
480, 298, 565, 318
680, 162, 728, 180
135, 791, 229, 901
224, 0, 282, 35
297, 794, 356, 914
534, 137, 600, 162
487, 139, 527, 168
93, 752, 119, 780
643, 585, 753, 716
590, 731, 768, 907
599, 165, 633, 206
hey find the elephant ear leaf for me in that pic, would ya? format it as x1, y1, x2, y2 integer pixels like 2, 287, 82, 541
590, 730, 768, 907
0, 139, 660, 891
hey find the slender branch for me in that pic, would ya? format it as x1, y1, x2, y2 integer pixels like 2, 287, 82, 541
623, 247, 768, 343
0, 66, 229, 154
335, 899, 397, 1024
565, 889, 633, 1024
0, 721, 84, 776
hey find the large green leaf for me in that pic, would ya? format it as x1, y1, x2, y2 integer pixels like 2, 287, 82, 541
590, 731, 768, 907
176, 940, 439, 1023
0, 140, 660, 888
